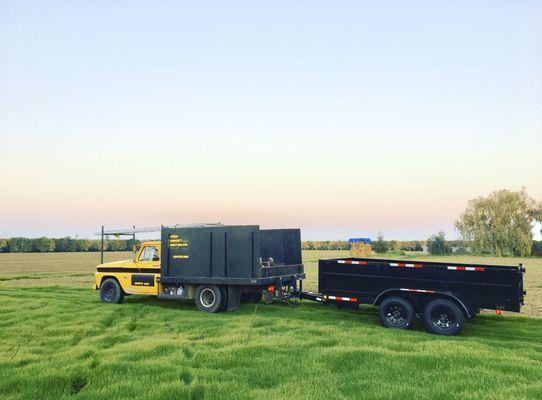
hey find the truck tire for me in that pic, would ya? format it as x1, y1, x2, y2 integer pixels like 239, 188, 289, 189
378, 297, 415, 329
219, 286, 228, 311
195, 285, 223, 313
423, 299, 465, 336
100, 278, 124, 304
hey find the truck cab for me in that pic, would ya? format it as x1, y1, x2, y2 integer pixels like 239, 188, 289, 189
94, 241, 162, 300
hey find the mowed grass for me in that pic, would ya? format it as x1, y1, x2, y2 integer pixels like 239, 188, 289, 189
0, 251, 541, 399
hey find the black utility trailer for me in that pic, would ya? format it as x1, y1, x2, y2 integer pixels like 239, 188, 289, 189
300, 257, 525, 335
158, 225, 305, 312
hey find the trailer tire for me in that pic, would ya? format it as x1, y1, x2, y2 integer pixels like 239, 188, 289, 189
100, 278, 124, 304
378, 297, 415, 330
195, 285, 223, 313
423, 299, 465, 336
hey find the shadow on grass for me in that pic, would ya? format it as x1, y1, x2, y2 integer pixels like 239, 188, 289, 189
5, 285, 541, 341
118, 293, 542, 340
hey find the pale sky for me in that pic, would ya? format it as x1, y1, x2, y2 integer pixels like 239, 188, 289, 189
1, 1, 541, 240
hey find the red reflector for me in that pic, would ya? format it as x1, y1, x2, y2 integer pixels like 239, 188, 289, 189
344, 260, 353, 264
475, 267, 485, 272
495, 308, 502, 315
414, 264, 423, 268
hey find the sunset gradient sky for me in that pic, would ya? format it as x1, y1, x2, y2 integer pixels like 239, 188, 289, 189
1, 1, 541, 240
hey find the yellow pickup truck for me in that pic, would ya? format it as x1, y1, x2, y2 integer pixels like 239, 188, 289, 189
94, 225, 304, 312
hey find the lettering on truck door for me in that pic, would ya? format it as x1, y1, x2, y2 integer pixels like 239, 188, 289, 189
130, 245, 160, 294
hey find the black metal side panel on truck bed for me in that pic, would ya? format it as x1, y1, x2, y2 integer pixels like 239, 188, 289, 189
161, 225, 260, 281
160, 226, 304, 285
319, 258, 524, 313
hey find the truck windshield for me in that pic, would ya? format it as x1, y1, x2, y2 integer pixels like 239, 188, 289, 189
138, 246, 159, 262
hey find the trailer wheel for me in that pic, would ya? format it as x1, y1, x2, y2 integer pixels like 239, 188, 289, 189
423, 299, 465, 336
195, 285, 223, 313
378, 297, 415, 329
100, 278, 124, 304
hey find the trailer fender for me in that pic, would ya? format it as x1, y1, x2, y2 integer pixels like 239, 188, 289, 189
373, 289, 471, 318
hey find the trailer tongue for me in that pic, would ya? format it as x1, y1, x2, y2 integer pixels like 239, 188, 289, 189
298, 257, 525, 335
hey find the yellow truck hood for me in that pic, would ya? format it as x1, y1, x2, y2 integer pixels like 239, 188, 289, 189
96, 260, 133, 269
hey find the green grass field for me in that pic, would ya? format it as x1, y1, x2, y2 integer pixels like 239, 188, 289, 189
1, 251, 541, 399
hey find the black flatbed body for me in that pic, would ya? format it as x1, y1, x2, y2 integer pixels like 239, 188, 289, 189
308, 257, 525, 316
159, 225, 304, 287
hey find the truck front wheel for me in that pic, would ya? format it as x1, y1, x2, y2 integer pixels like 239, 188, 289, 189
378, 297, 415, 329
423, 299, 464, 336
100, 278, 124, 304
195, 285, 223, 313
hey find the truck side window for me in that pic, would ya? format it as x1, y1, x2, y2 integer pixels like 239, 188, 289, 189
139, 246, 159, 262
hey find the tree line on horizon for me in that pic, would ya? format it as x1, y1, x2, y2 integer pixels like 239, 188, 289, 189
1, 236, 540, 257
0, 237, 140, 253
1, 189, 541, 257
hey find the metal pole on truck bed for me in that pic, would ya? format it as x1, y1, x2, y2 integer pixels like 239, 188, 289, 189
132, 225, 136, 258
100, 225, 104, 264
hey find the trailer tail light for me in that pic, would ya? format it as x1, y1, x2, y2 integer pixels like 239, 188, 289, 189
267, 285, 275, 292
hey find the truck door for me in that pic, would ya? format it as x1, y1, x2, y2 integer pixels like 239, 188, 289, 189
129, 245, 161, 294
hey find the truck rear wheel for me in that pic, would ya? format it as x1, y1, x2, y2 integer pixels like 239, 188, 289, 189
219, 286, 228, 311
378, 297, 415, 329
423, 299, 465, 336
100, 278, 124, 304
195, 285, 223, 313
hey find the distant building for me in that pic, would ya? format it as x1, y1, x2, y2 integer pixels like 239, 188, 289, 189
348, 238, 371, 247
348, 238, 372, 256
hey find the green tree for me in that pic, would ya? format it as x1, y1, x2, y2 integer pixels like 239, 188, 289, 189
8, 238, 34, 252
372, 233, 388, 254
77, 239, 92, 252
55, 237, 77, 252
89, 240, 103, 251
427, 232, 451, 255
0, 239, 7, 252
455, 189, 541, 256
108, 240, 124, 251
33, 237, 55, 252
